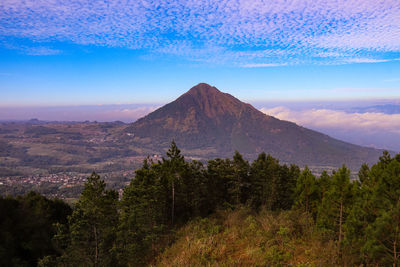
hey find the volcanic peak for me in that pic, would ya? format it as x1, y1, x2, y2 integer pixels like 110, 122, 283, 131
125, 83, 383, 169
177, 83, 253, 118
184, 83, 221, 97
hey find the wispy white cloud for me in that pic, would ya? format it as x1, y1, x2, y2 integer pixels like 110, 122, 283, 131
1, 0, 399, 65
22, 46, 62, 56
3, 42, 62, 55
345, 58, 390, 64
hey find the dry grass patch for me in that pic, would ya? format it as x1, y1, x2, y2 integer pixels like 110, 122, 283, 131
156, 207, 338, 266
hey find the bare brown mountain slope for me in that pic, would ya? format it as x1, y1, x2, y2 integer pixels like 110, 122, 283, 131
124, 83, 383, 169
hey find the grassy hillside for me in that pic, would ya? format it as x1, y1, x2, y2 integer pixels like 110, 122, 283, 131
156, 207, 337, 266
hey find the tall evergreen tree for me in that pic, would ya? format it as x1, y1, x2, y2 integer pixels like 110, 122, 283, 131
117, 159, 166, 266
179, 160, 209, 218
229, 151, 250, 205
317, 170, 332, 202
250, 153, 277, 209
276, 164, 298, 210
358, 163, 370, 184
362, 153, 400, 266
163, 141, 185, 226
317, 165, 353, 256
294, 166, 318, 215
250, 153, 291, 210
60, 172, 118, 267
206, 158, 234, 208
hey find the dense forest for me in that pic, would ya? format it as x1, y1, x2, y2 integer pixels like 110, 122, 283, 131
1, 141, 399, 266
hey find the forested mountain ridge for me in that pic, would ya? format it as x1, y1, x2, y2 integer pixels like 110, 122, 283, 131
125, 83, 383, 169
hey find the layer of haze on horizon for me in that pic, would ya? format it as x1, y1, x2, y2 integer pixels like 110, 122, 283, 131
1, 99, 400, 152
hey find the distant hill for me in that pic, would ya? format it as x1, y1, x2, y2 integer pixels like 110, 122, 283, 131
125, 83, 383, 169
351, 103, 400, 114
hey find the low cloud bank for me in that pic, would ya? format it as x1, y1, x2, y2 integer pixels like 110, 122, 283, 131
261, 107, 400, 133
260, 107, 400, 151
96, 106, 158, 122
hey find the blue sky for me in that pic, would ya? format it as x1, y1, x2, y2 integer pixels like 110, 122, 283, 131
1, 0, 400, 106
1, 46, 400, 106
1, 0, 400, 150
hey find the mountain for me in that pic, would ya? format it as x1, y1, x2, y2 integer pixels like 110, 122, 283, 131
125, 83, 383, 169
351, 103, 400, 114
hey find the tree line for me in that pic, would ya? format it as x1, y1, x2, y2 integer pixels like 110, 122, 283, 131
1, 141, 399, 266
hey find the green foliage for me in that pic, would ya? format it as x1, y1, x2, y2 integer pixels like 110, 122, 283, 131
316, 170, 331, 202
58, 172, 119, 266
116, 142, 215, 265
356, 153, 400, 265
250, 152, 280, 209
113, 143, 303, 265
342, 151, 400, 266
294, 166, 319, 215
364, 204, 400, 266
206, 157, 235, 208
162, 140, 186, 225
317, 165, 353, 250
0, 192, 71, 267
4, 142, 400, 266
228, 151, 251, 205
249, 152, 298, 210
117, 159, 167, 266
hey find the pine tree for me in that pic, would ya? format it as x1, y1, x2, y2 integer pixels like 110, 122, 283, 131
163, 141, 185, 226
358, 163, 370, 184
364, 202, 400, 266
362, 153, 400, 266
180, 160, 209, 218
249, 153, 281, 209
117, 159, 166, 266
317, 165, 353, 257
276, 164, 298, 210
294, 166, 318, 215
206, 158, 234, 208
61, 172, 118, 267
317, 170, 331, 202
229, 151, 250, 205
